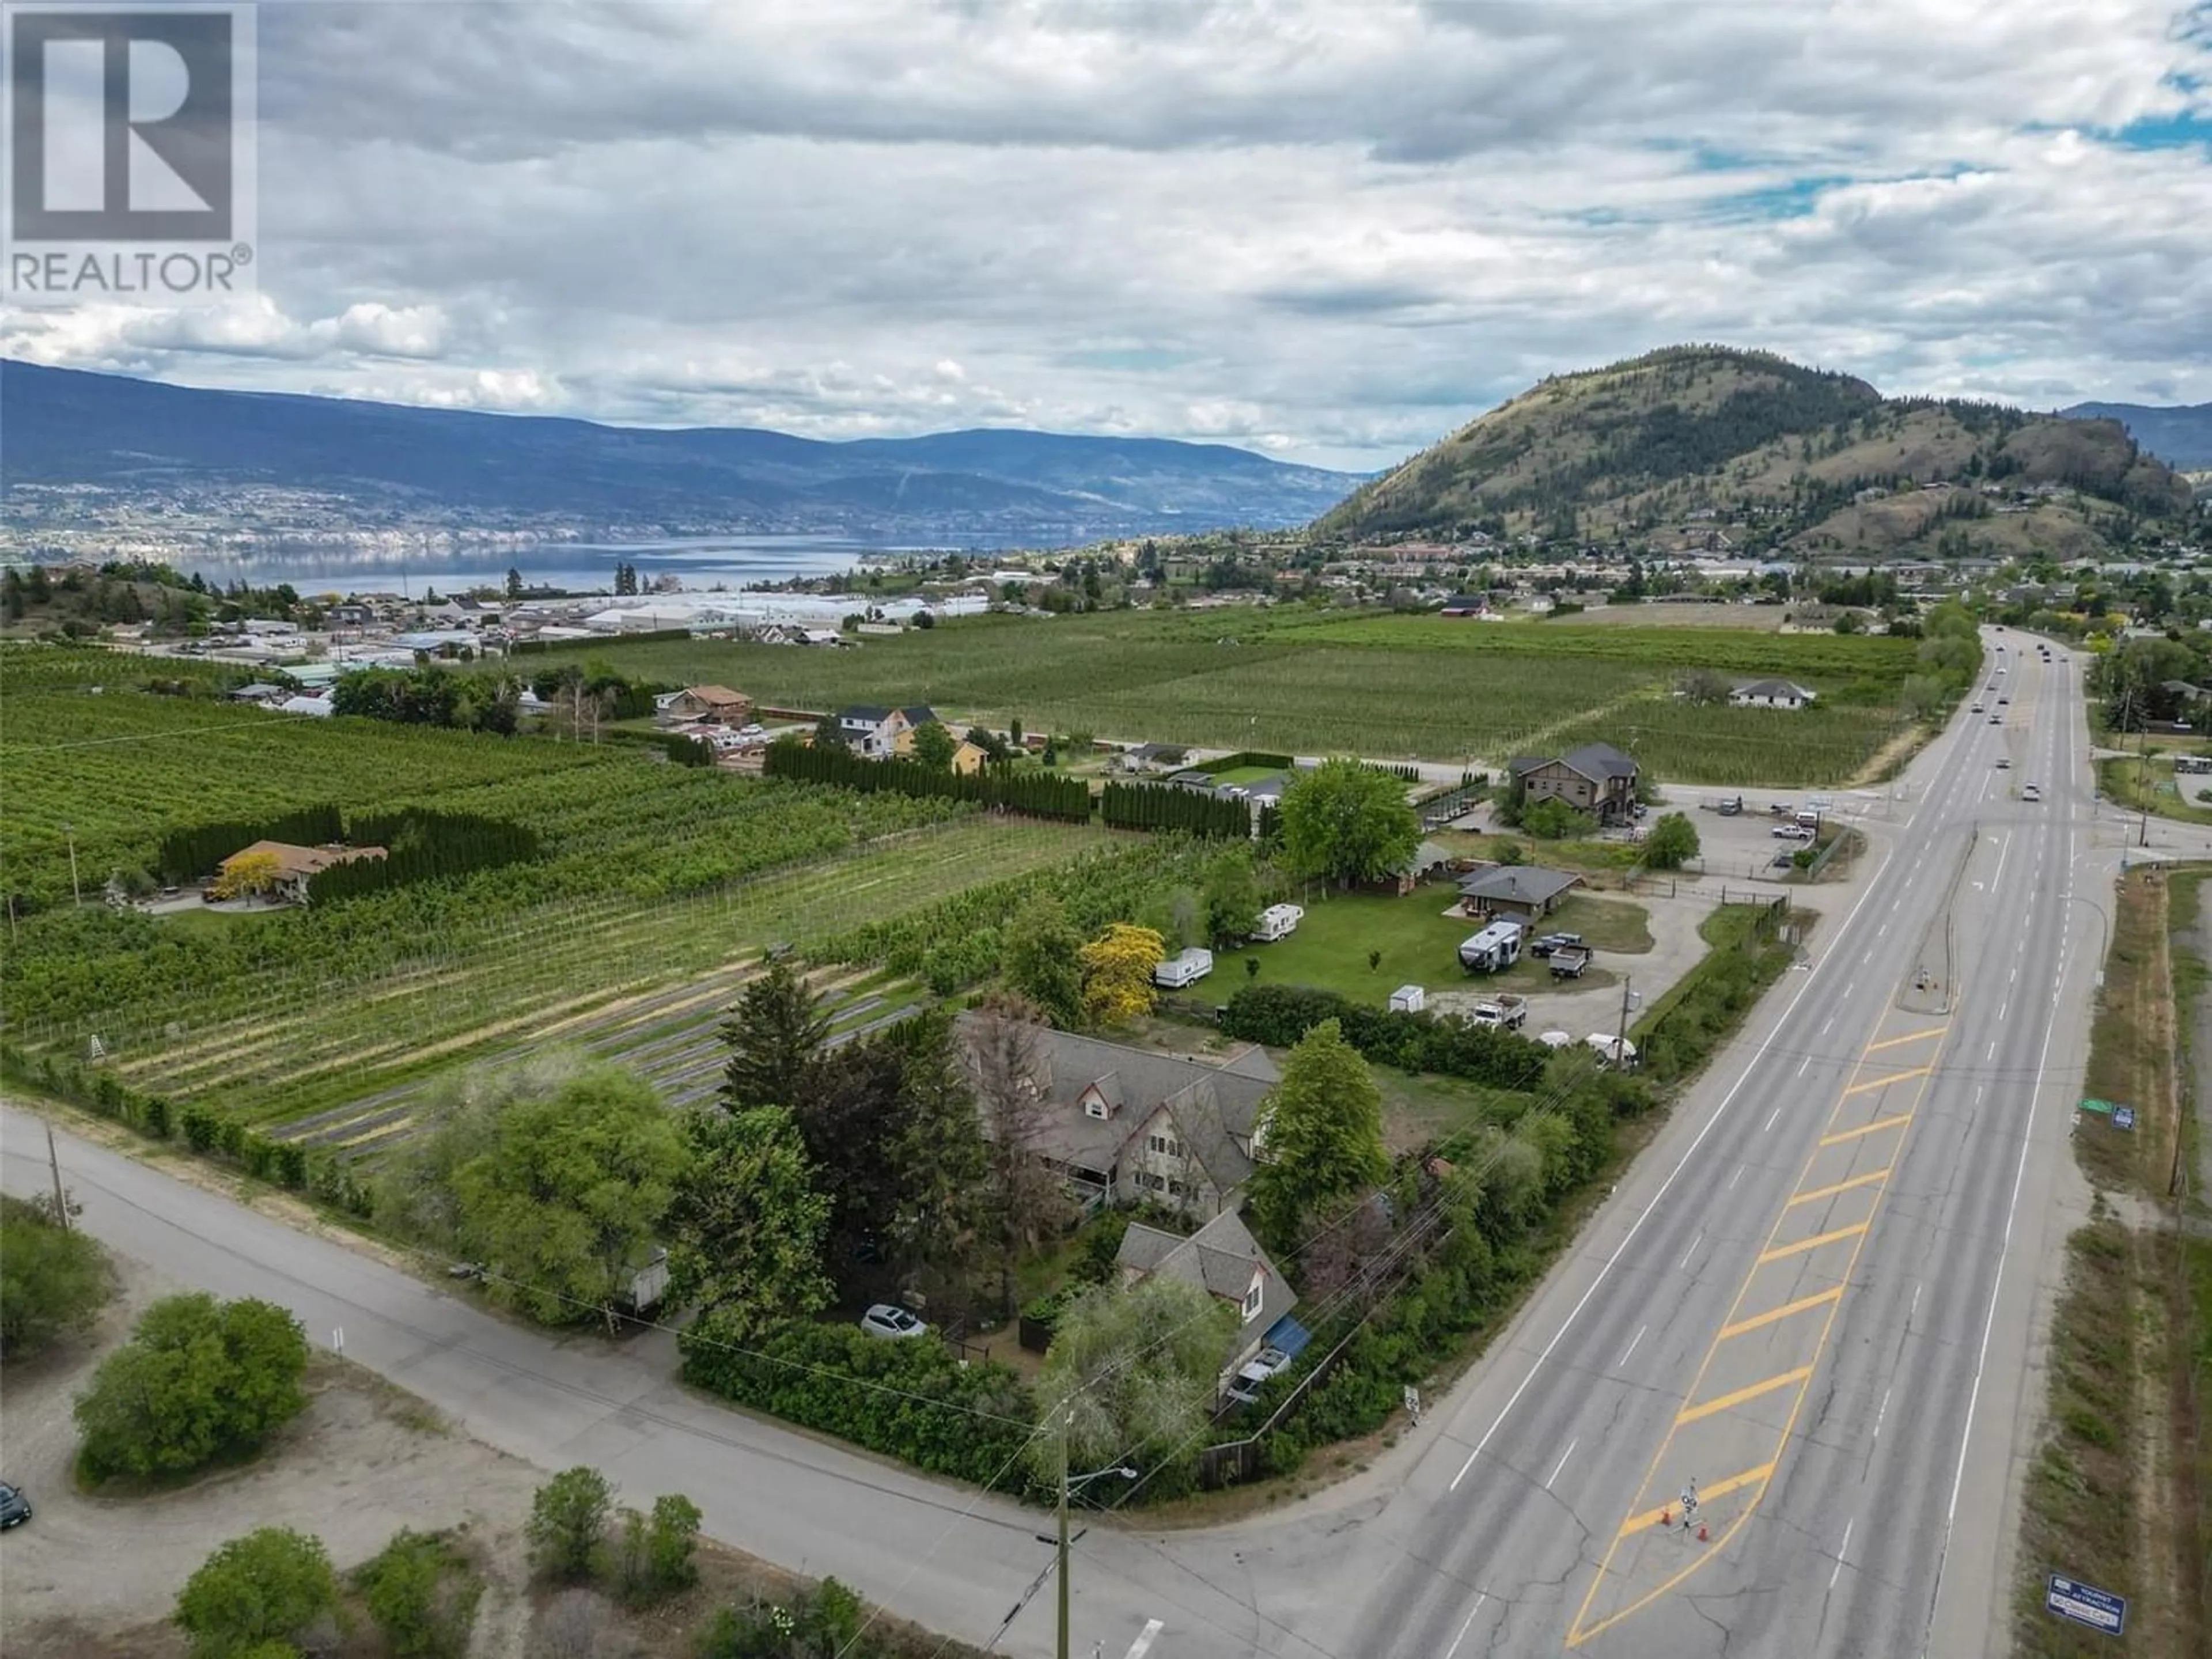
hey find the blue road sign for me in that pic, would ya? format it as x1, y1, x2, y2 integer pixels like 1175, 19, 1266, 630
2046, 1574, 2127, 1635
2113, 1107, 2137, 1131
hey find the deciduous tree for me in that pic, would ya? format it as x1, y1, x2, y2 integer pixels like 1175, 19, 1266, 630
358, 1528, 479, 1659
908, 719, 957, 771
1642, 811, 1700, 870
1521, 797, 1594, 840
0, 1193, 111, 1360
74, 1293, 309, 1482
173, 1527, 338, 1659
1200, 844, 1263, 949
1003, 894, 1085, 1028
527, 1467, 613, 1583
719, 960, 830, 1111
210, 848, 283, 902
663, 1105, 831, 1338
452, 1065, 687, 1328
1033, 1275, 1233, 1484
1246, 1018, 1388, 1248
1278, 757, 1420, 888
1079, 922, 1167, 1025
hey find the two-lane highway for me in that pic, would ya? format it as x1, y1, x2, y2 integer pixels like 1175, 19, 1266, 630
1291, 632, 2103, 1658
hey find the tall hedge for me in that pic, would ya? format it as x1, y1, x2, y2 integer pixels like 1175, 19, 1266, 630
679, 1313, 1040, 1495
1219, 984, 1550, 1089
1099, 781, 1251, 838
763, 737, 1089, 820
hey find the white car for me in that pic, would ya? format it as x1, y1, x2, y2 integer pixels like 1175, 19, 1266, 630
2022, 783, 2041, 802
1225, 1346, 1295, 1406
859, 1304, 929, 1339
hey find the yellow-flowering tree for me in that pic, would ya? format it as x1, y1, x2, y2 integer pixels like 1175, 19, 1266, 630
211, 849, 284, 902
1078, 923, 1166, 1026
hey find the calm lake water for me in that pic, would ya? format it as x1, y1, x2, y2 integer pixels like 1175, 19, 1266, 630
185, 535, 1029, 598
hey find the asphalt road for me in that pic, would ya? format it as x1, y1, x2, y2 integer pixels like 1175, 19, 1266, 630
1279, 632, 2113, 1659
0, 630, 2127, 1659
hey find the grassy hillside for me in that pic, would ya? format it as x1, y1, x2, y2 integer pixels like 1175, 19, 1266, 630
1317, 344, 2195, 554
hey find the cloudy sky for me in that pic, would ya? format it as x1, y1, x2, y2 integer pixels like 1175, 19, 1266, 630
7, 0, 2210, 468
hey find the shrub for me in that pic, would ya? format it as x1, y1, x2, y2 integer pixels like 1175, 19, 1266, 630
75, 1293, 308, 1482
357, 1528, 480, 1659
679, 1315, 1039, 1494
534, 1588, 630, 1659
1219, 984, 1548, 1089
0, 1194, 112, 1361
527, 1467, 613, 1583
173, 1527, 338, 1659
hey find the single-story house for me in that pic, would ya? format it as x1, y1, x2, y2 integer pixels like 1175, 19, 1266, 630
328, 604, 375, 628
228, 682, 289, 703
1438, 594, 1488, 616
836, 705, 941, 759
1730, 679, 1817, 710
1456, 863, 1582, 921
276, 695, 334, 718
661, 685, 754, 728
1374, 838, 1459, 897
1119, 743, 1191, 774
1117, 1208, 1298, 1375
950, 739, 993, 776
957, 1016, 1278, 1222
218, 840, 386, 904
1509, 743, 1640, 825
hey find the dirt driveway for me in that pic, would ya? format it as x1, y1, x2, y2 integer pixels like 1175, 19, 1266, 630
0, 1257, 543, 1659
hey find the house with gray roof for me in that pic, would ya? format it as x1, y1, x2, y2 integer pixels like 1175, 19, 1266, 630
1508, 741, 1640, 824
955, 1017, 1277, 1221
1456, 863, 1582, 922
1116, 1208, 1298, 1374
1730, 679, 1817, 710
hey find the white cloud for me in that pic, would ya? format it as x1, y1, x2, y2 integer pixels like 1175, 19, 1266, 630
3, 0, 2206, 467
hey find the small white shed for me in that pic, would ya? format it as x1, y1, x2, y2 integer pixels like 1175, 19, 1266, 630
1389, 984, 1426, 1014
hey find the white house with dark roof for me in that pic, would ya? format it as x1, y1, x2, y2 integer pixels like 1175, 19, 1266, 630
1116, 1208, 1298, 1374
1730, 679, 1817, 710
835, 704, 941, 759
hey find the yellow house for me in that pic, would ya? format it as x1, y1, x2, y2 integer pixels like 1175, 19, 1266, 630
950, 739, 991, 775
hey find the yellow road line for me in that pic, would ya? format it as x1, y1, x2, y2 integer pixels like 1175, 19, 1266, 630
1565, 1033, 1949, 1647
1841, 1065, 1931, 1096
1675, 1366, 1813, 1428
1787, 1169, 1892, 1207
1719, 1286, 1843, 1340
1819, 1112, 1914, 1146
1865, 1026, 1948, 1052
1756, 1223, 1868, 1264
1616, 1463, 1777, 1538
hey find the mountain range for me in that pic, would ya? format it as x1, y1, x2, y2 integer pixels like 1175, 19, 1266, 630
0, 361, 1362, 544
1318, 346, 2199, 558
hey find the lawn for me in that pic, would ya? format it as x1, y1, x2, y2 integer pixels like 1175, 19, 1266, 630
1373, 1068, 1547, 1154
2099, 754, 2212, 827
1200, 764, 1280, 786
1233, 888, 1652, 1003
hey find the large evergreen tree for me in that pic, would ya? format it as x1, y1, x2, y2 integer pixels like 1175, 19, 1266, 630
719, 960, 830, 1110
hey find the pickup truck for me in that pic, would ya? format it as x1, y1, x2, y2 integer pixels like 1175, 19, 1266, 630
1528, 931, 1584, 958
1467, 994, 1528, 1029
1548, 945, 1593, 979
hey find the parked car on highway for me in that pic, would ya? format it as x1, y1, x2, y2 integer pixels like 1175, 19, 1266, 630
859, 1304, 929, 1339
0, 1482, 30, 1529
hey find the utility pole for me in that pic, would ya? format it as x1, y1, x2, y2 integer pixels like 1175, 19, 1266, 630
1613, 974, 1635, 1070
1057, 1410, 1072, 1659
47, 1122, 68, 1230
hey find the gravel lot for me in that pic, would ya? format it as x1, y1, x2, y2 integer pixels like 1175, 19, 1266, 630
0, 1256, 542, 1659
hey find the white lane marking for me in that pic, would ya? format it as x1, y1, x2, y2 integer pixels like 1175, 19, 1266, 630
1861, 948, 1873, 965
1999, 999, 2008, 1022
1797, 1056, 1812, 1078
1728, 1164, 1745, 1191
1991, 832, 2010, 889
1765, 1105, 1783, 1132
1124, 1619, 1165, 1659
1843, 981, 1855, 998
1823, 1014, 1837, 1035
1546, 1438, 1579, 1490
1874, 1385, 1892, 1441
1910, 1283, 1922, 1325
1831, 1516, 1855, 1589
1679, 1231, 1704, 1271
1986, 1040, 1997, 1061
1442, 755, 1926, 1494
1443, 1596, 1487, 1659
1619, 1324, 1646, 1369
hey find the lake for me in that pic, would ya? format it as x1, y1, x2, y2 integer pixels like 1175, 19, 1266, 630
181, 534, 1032, 598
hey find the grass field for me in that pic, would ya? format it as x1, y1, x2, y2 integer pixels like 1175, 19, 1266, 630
1233, 889, 1650, 1003
515, 607, 1933, 783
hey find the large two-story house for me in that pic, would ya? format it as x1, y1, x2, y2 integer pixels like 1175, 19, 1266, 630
1507, 741, 1641, 825
835, 705, 940, 759
955, 1017, 1278, 1222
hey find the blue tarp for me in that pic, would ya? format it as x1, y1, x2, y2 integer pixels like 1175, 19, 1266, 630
1264, 1315, 1313, 1359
